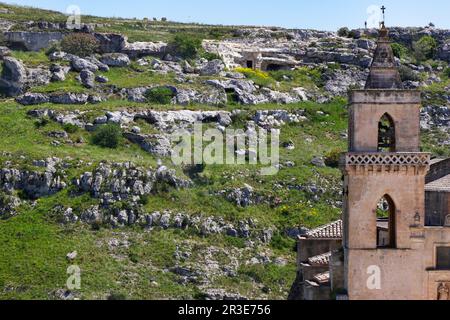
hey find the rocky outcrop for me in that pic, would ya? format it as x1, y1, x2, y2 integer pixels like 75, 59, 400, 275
0, 56, 27, 96
199, 59, 225, 76
94, 33, 127, 53
0, 57, 51, 96
16, 92, 50, 105
5, 31, 65, 51
100, 53, 130, 67
17, 92, 101, 105
124, 132, 173, 157
421, 105, 450, 133
74, 162, 192, 202
50, 93, 89, 105
253, 109, 307, 129
0, 159, 66, 199
121, 41, 167, 58
135, 110, 233, 132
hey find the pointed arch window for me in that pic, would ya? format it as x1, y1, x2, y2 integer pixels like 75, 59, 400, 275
378, 113, 396, 152
376, 195, 396, 248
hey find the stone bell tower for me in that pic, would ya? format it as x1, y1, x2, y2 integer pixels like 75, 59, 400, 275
340, 24, 431, 300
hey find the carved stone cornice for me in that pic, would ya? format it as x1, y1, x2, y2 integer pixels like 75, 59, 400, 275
340, 152, 431, 176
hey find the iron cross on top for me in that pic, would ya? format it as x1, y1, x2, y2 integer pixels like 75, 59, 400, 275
381, 5, 386, 20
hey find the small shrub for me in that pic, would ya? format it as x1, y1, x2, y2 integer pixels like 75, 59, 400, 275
324, 148, 343, 168
271, 234, 295, 251
45, 41, 62, 56
398, 65, 420, 82
170, 34, 202, 59
63, 123, 79, 134
91, 124, 122, 149
413, 35, 438, 61
444, 67, 450, 78
145, 87, 175, 105
235, 67, 274, 87
61, 33, 100, 57
337, 27, 350, 37
200, 50, 222, 61
391, 43, 409, 60
224, 236, 246, 249
34, 116, 50, 129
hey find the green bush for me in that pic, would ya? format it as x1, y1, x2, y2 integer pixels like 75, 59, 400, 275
61, 33, 100, 57
45, 41, 62, 56
63, 123, 79, 134
413, 35, 438, 61
145, 87, 175, 105
170, 34, 202, 59
444, 67, 450, 78
398, 65, 420, 82
391, 43, 409, 60
34, 116, 50, 129
200, 50, 222, 61
337, 27, 350, 37
91, 124, 122, 149
324, 148, 343, 168
235, 67, 275, 87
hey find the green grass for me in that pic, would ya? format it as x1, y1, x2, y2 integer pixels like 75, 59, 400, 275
101, 67, 175, 88
11, 50, 50, 67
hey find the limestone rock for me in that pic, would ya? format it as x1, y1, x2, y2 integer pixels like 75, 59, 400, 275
16, 92, 50, 105
100, 53, 130, 67
199, 59, 225, 76
70, 56, 99, 72
79, 69, 95, 88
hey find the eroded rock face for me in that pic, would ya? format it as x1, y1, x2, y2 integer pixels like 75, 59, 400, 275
75, 162, 192, 201
0, 162, 66, 199
5, 31, 65, 51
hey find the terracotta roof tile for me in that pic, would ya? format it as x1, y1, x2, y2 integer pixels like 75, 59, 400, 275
426, 174, 450, 192
313, 271, 330, 285
308, 252, 331, 266
305, 220, 343, 239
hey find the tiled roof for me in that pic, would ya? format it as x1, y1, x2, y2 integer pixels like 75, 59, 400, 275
313, 271, 330, 285
426, 174, 450, 192
308, 252, 331, 266
305, 220, 343, 239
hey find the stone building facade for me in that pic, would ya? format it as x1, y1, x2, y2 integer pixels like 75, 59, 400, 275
291, 26, 450, 300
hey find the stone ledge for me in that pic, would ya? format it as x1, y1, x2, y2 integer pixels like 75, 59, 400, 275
349, 89, 421, 104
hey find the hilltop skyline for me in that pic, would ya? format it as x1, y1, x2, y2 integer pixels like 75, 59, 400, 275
2, 0, 450, 30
